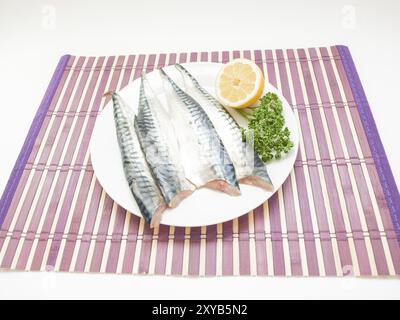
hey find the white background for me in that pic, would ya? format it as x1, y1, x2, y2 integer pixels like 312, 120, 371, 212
0, 0, 399, 299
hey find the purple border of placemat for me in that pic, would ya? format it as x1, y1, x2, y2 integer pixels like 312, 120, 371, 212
337, 45, 400, 243
0, 54, 71, 228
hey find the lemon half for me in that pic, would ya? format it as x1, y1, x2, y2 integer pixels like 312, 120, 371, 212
216, 59, 265, 109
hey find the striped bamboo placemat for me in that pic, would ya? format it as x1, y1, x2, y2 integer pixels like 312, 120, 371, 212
0, 46, 399, 276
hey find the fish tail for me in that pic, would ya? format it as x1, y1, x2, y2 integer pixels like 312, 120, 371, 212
140, 71, 149, 82
159, 68, 182, 104
175, 64, 191, 77
175, 64, 197, 92
159, 68, 168, 78
159, 68, 176, 87
175, 64, 197, 83
140, 72, 158, 102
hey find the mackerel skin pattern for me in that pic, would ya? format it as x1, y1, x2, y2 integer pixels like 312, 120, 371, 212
111, 93, 165, 225
160, 68, 239, 192
175, 64, 273, 190
136, 75, 193, 207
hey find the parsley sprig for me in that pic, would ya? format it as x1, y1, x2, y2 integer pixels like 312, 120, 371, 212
239, 92, 294, 162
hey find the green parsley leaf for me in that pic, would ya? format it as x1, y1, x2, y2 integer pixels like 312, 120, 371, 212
240, 92, 294, 162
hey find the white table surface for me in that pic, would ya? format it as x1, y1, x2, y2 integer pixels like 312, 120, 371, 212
0, 0, 399, 300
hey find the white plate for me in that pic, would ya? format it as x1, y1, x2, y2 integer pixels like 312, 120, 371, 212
90, 63, 299, 227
